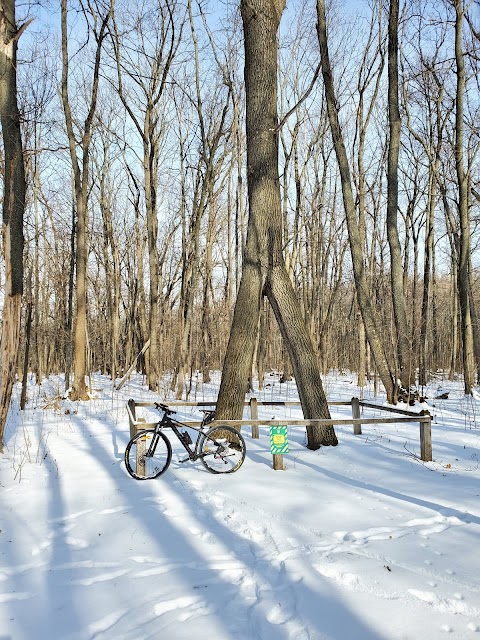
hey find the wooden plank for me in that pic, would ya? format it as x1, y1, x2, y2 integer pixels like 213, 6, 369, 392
206, 416, 429, 427
130, 399, 350, 408
358, 400, 425, 417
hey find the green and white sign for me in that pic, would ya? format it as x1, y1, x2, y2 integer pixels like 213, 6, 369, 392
270, 425, 289, 454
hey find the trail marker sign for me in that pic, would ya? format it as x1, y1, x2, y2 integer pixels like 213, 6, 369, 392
270, 425, 289, 454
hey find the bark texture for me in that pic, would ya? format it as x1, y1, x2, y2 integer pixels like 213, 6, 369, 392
387, 0, 412, 391
216, 0, 336, 448
0, 0, 26, 449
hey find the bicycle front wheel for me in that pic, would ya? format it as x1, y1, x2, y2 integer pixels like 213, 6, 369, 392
199, 426, 246, 474
125, 430, 172, 480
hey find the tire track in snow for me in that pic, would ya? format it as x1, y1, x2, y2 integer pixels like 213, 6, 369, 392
180, 476, 480, 639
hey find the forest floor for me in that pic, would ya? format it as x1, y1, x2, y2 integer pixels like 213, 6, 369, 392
1, 371, 480, 639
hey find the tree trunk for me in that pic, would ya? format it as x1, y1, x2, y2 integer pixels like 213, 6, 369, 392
419, 172, 435, 387
61, 0, 111, 400
0, 0, 27, 449
65, 204, 75, 391
71, 189, 89, 400
316, 0, 396, 403
454, 0, 475, 394
217, 0, 336, 448
387, 0, 412, 391
20, 273, 33, 410
144, 122, 160, 391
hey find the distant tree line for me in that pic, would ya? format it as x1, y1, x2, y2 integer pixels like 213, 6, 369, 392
1, 0, 480, 448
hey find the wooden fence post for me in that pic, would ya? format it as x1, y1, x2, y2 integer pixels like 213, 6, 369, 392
273, 453, 284, 470
127, 398, 136, 438
250, 397, 259, 438
127, 398, 146, 475
352, 397, 362, 435
420, 411, 432, 462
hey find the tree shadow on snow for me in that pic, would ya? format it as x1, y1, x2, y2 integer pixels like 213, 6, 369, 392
60, 412, 386, 640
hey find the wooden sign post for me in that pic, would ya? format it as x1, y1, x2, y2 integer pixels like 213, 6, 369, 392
270, 425, 288, 470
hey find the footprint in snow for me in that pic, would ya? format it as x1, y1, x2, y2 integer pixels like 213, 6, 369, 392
47, 509, 93, 524
0, 592, 32, 603
98, 506, 128, 515
31, 531, 87, 556
154, 595, 206, 617
177, 601, 217, 622
84, 609, 128, 638
408, 589, 479, 616
313, 563, 398, 600
188, 526, 212, 542
223, 568, 246, 585
65, 537, 89, 549
68, 569, 129, 586
238, 573, 257, 599
265, 600, 293, 625
250, 525, 267, 543
257, 573, 298, 628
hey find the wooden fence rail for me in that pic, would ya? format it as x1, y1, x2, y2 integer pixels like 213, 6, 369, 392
126, 397, 433, 463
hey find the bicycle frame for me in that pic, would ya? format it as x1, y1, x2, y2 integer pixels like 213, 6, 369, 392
145, 408, 215, 463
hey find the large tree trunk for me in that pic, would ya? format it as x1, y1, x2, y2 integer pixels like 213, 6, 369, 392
386, 0, 413, 391
0, 0, 27, 450
216, 0, 336, 448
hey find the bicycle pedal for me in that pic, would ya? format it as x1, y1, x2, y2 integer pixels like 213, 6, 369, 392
178, 457, 190, 464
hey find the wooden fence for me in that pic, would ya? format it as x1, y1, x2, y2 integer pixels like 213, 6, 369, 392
126, 397, 433, 466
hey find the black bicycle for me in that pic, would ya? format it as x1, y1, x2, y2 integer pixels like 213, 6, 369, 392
125, 402, 246, 479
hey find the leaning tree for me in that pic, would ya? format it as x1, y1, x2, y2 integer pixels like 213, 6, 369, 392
216, 0, 337, 449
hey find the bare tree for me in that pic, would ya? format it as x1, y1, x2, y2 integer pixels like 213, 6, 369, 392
217, 0, 337, 449
454, 0, 475, 393
110, 0, 184, 391
61, 0, 112, 399
0, 0, 28, 448
316, 0, 397, 402
387, 0, 413, 392
173, 0, 232, 398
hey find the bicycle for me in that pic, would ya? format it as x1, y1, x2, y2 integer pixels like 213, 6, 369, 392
125, 402, 246, 479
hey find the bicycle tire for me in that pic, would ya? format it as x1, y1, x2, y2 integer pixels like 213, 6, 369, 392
199, 425, 246, 474
125, 430, 172, 480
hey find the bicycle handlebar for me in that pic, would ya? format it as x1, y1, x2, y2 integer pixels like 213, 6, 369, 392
154, 402, 175, 416
154, 402, 214, 424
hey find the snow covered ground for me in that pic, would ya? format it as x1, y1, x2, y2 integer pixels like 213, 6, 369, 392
1, 371, 480, 640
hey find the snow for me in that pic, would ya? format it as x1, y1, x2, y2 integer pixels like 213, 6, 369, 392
1, 372, 480, 640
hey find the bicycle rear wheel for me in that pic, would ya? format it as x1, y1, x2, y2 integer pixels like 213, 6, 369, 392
125, 430, 172, 480
199, 426, 246, 474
